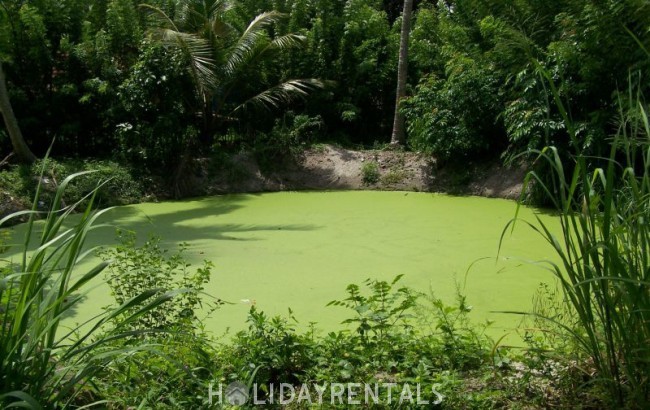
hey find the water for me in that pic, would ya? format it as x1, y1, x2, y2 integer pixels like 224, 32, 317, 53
3, 191, 559, 341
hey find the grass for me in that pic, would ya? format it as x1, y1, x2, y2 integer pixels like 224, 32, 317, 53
0, 161, 177, 407
505, 73, 650, 406
381, 168, 410, 185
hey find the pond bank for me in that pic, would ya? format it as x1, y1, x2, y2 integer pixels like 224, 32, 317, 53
0, 145, 528, 223
185, 145, 528, 200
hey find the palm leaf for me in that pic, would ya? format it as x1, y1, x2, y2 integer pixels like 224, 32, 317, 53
141, 4, 218, 94
231, 78, 324, 114
224, 11, 285, 77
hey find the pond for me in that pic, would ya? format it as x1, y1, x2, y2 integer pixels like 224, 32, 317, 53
5, 191, 560, 342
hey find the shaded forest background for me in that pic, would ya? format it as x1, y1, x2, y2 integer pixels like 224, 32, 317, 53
1, 0, 648, 175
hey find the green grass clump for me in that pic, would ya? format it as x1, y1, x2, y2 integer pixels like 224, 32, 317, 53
0, 162, 174, 407
361, 161, 380, 185
381, 168, 410, 185
507, 75, 650, 406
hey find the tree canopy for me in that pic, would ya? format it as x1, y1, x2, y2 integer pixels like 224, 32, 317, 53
0, 0, 647, 169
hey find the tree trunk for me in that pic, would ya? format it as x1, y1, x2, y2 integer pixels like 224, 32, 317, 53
390, 0, 413, 146
0, 61, 36, 163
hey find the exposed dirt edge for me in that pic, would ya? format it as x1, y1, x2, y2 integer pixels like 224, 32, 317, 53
0, 146, 528, 224
190, 145, 527, 200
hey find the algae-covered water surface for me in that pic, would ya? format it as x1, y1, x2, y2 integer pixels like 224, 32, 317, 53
7, 191, 559, 340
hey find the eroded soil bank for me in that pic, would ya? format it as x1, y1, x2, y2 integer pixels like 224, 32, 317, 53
186, 145, 528, 200
0, 146, 528, 222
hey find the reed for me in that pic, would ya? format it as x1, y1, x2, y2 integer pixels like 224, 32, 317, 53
504, 73, 650, 405
0, 161, 178, 408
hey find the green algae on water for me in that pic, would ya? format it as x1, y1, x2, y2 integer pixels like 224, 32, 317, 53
5, 191, 559, 341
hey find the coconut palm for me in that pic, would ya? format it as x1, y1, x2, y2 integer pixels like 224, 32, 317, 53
141, 0, 323, 137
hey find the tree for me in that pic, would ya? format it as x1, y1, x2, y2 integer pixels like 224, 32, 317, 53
0, 61, 36, 163
390, 0, 413, 146
142, 0, 323, 139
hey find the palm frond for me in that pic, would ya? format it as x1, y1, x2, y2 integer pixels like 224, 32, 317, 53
141, 4, 218, 94
231, 78, 324, 114
162, 29, 217, 92
224, 11, 285, 77
208, 0, 233, 20
263, 33, 306, 54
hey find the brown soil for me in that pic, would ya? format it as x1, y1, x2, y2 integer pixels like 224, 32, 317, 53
0, 191, 29, 223
0, 146, 528, 223
194, 145, 527, 200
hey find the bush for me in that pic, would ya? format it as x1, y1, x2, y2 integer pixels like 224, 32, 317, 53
0, 158, 145, 211
401, 56, 504, 160
253, 112, 324, 173
99, 231, 218, 332
361, 161, 380, 185
220, 308, 314, 391
116, 40, 196, 171
95, 232, 221, 408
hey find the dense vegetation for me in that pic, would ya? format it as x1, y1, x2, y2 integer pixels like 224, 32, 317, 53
1, 0, 649, 408
1, 0, 648, 170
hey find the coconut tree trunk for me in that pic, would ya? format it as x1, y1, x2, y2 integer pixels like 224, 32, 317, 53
390, 0, 413, 146
0, 61, 36, 163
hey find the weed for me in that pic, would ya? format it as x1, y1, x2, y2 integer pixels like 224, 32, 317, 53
361, 161, 380, 185
506, 72, 650, 406
0, 162, 173, 407
382, 168, 410, 185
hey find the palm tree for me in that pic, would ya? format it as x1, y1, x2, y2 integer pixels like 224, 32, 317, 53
142, 0, 323, 138
0, 61, 36, 163
390, 0, 413, 147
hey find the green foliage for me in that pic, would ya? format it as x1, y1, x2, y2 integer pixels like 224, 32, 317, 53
361, 161, 380, 185
95, 330, 218, 409
381, 168, 409, 185
106, 0, 141, 60
143, 0, 323, 142
328, 275, 417, 345
94, 230, 220, 409
28, 158, 143, 206
223, 307, 314, 389
99, 231, 217, 332
253, 112, 324, 172
0, 158, 144, 213
0, 0, 649, 169
506, 79, 650, 406
418, 290, 490, 371
116, 40, 196, 170
402, 62, 502, 160
0, 163, 177, 407
213, 276, 500, 407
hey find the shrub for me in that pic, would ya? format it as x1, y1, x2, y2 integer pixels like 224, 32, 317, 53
381, 169, 410, 185
3, 158, 145, 210
253, 112, 324, 172
361, 161, 380, 185
401, 56, 504, 161
222, 308, 314, 391
99, 231, 217, 332
95, 232, 220, 408
116, 40, 196, 172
